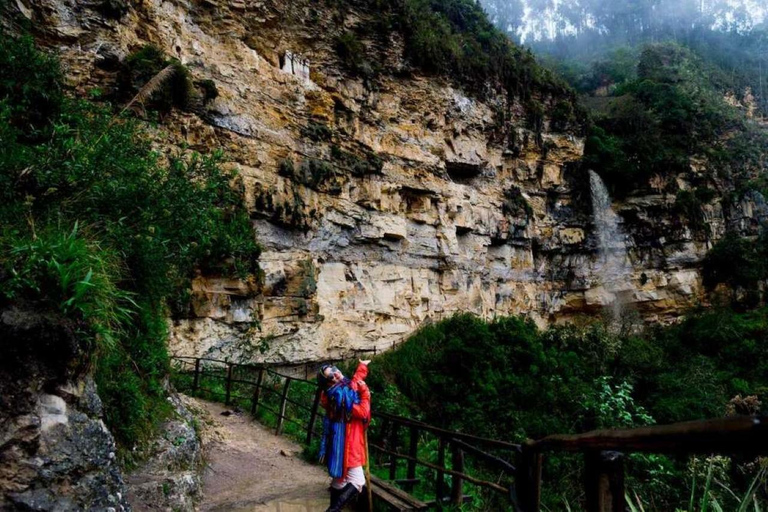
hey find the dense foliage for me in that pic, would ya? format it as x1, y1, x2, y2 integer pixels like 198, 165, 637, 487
368, 311, 768, 508
329, 0, 584, 123
580, 42, 767, 195
0, 33, 259, 457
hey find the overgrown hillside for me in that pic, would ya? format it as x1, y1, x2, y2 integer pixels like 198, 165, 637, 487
581, 43, 768, 199
0, 32, 259, 458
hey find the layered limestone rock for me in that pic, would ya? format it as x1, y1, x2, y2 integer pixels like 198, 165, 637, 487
16, 0, 766, 362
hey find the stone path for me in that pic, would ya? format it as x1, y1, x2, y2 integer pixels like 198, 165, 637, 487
189, 397, 329, 512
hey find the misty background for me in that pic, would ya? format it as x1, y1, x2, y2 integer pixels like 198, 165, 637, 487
479, 0, 767, 114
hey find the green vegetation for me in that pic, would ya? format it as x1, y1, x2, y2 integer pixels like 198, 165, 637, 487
0, 33, 62, 141
702, 233, 768, 306
367, 311, 768, 509
329, 0, 582, 117
583, 43, 767, 196
118, 44, 192, 114
0, 32, 259, 459
301, 120, 333, 142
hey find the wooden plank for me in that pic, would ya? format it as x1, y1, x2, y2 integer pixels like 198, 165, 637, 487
192, 358, 201, 392
450, 443, 464, 505
370, 475, 429, 510
514, 444, 541, 512
389, 423, 400, 480
584, 451, 625, 512
306, 387, 322, 445
275, 377, 291, 436
531, 416, 768, 455
369, 483, 416, 511
405, 426, 418, 492
436, 436, 446, 510
224, 363, 233, 405
251, 367, 264, 415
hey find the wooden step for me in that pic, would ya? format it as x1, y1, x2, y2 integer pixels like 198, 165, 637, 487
368, 475, 429, 511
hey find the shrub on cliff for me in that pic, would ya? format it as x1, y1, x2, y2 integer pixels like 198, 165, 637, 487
0, 33, 260, 455
330, 0, 585, 126
118, 44, 192, 114
0, 31, 62, 140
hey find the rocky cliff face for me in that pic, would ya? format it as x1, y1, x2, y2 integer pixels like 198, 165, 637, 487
0, 307, 129, 511
13, 0, 766, 363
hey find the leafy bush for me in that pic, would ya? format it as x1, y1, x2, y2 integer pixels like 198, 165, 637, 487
334, 31, 376, 78
301, 120, 333, 142
335, 0, 584, 122
702, 233, 768, 304
119, 44, 192, 113
0, 32, 62, 140
1, 224, 134, 350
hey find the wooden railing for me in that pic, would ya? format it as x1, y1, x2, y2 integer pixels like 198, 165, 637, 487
516, 416, 768, 512
170, 356, 520, 509
171, 356, 768, 512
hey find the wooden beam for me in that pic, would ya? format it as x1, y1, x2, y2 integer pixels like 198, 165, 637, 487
224, 363, 233, 405
251, 367, 264, 415
436, 437, 446, 510
450, 443, 464, 505
405, 426, 419, 492
369, 443, 507, 495
584, 451, 625, 512
531, 416, 768, 455
275, 377, 291, 436
375, 411, 520, 451
514, 444, 541, 512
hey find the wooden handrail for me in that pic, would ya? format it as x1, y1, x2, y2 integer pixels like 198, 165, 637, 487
529, 416, 768, 454
369, 443, 508, 494
376, 411, 520, 451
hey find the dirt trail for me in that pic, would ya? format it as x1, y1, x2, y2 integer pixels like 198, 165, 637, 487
188, 397, 329, 512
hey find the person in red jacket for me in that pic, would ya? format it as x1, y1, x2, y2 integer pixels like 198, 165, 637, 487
318, 360, 371, 512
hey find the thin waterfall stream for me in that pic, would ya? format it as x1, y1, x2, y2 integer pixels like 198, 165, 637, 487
588, 170, 635, 319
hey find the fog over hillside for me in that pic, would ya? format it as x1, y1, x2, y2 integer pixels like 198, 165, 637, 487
480, 0, 766, 42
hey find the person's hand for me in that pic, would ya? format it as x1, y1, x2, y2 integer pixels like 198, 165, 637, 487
359, 359, 371, 365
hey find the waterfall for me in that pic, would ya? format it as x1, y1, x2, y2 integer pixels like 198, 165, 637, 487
588, 170, 634, 318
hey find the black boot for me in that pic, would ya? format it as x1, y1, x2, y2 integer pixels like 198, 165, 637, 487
328, 486, 342, 510
325, 483, 359, 512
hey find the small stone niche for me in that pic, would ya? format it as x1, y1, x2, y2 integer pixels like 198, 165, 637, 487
279, 50, 310, 81
446, 161, 484, 182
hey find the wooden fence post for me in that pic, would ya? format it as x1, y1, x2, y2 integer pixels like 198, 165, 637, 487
436, 436, 447, 510
224, 363, 233, 406
306, 386, 322, 445
276, 377, 292, 436
251, 367, 264, 415
389, 423, 400, 480
514, 444, 542, 512
192, 358, 201, 392
450, 443, 465, 506
405, 426, 419, 492
584, 451, 625, 512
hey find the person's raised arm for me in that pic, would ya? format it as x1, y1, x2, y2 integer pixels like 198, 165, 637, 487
351, 360, 371, 421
